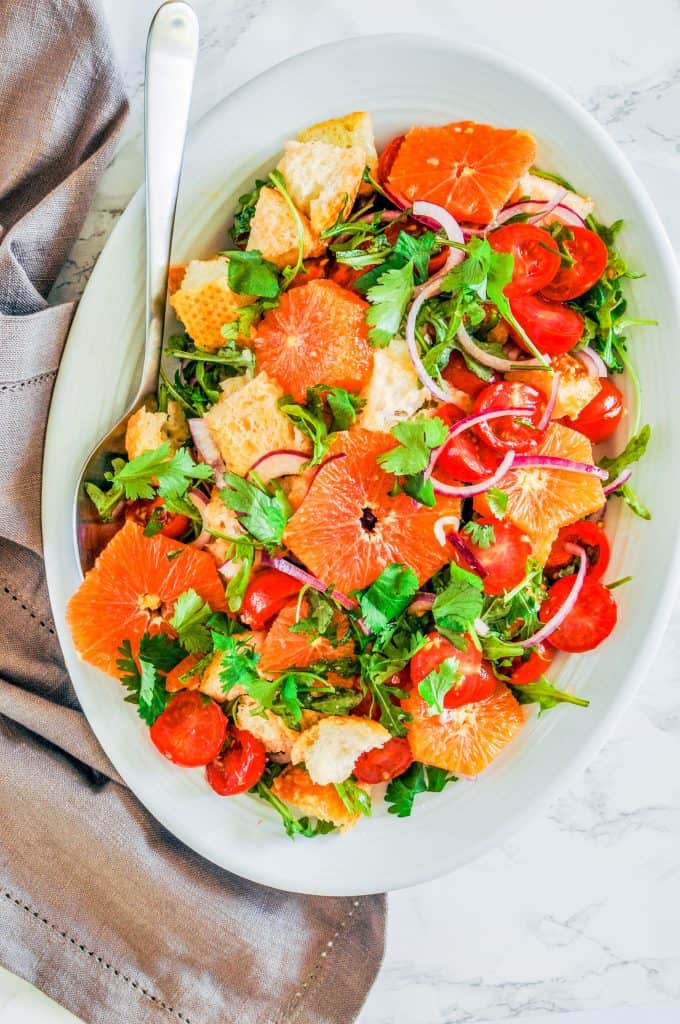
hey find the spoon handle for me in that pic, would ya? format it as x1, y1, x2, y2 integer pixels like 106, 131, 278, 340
136, 0, 199, 404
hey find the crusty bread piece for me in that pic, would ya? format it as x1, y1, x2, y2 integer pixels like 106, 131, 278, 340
277, 140, 366, 235
235, 697, 299, 756
297, 111, 377, 193
125, 399, 188, 461
170, 256, 256, 352
271, 765, 365, 830
203, 371, 311, 477
291, 715, 390, 786
508, 353, 601, 421
247, 186, 324, 269
359, 337, 428, 432
199, 632, 265, 702
201, 487, 243, 563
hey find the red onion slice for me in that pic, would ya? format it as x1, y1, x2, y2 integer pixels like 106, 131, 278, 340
575, 346, 608, 378
188, 489, 210, 549
537, 372, 561, 431
456, 323, 549, 373
519, 544, 587, 648
431, 451, 515, 497
489, 194, 584, 230
309, 451, 346, 486
426, 407, 533, 481
248, 448, 309, 481
513, 455, 608, 480
603, 468, 633, 495
447, 531, 487, 578
188, 418, 225, 488
260, 553, 358, 611
405, 276, 457, 402
407, 591, 436, 615
434, 514, 461, 546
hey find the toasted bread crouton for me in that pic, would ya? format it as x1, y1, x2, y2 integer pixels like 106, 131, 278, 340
247, 187, 323, 269
291, 715, 390, 786
271, 765, 365, 830
168, 263, 187, 295
508, 353, 601, 421
170, 256, 256, 352
359, 337, 428, 432
297, 111, 377, 193
199, 632, 265, 702
235, 697, 299, 756
280, 465, 315, 511
125, 399, 188, 461
277, 140, 366, 234
517, 173, 594, 220
201, 487, 243, 563
203, 371, 311, 477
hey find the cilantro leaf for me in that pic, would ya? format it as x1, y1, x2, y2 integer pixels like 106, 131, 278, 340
277, 394, 329, 465
377, 415, 448, 476
486, 487, 508, 519
418, 657, 459, 716
393, 230, 437, 283
220, 473, 291, 547
288, 590, 341, 645
116, 634, 184, 726
139, 633, 185, 672
334, 779, 372, 817
324, 386, 365, 431
213, 631, 262, 695
432, 563, 484, 636
365, 260, 414, 347
385, 762, 457, 817
510, 676, 590, 715
169, 589, 214, 654
115, 442, 213, 501
227, 250, 281, 298
463, 521, 495, 549
359, 631, 423, 737
357, 564, 419, 635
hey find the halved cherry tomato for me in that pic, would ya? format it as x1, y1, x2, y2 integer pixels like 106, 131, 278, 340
473, 381, 547, 453
509, 642, 554, 685
206, 726, 266, 796
546, 521, 611, 581
567, 378, 624, 444
240, 569, 302, 629
409, 632, 491, 709
541, 227, 609, 302
442, 351, 496, 398
328, 260, 375, 292
125, 496, 190, 539
488, 223, 561, 296
443, 660, 496, 710
436, 404, 500, 483
352, 670, 408, 721
428, 246, 450, 275
378, 134, 406, 188
539, 576, 617, 653
510, 294, 584, 356
354, 737, 414, 784
460, 518, 532, 596
150, 691, 227, 767
165, 652, 203, 693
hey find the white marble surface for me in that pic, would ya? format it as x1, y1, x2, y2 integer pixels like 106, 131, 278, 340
24, 1, 680, 1022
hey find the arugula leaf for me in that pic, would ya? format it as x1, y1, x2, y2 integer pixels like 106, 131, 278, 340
599, 425, 651, 520
357, 564, 419, 635
463, 521, 495, 549
253, 772, 337, 838
480, 635, 524, 661
116, 634, 184, 726
227, 250, 281, 298
385, 762, 457, 817
269, 169, 306, 288
616, 482, 651, 520
481, 559, 545, 643
486, 487, 508, 519
359, 630, 423, 737
277, 394, 329, 465
432, 563, 484, 636
278, 386, 364, 465
377, 416, 448, 476
510, 676, 590, 715
418, 657, 459, 716
288, 590, 342, 646
365, 260, 414, 347
219, 302, 275, 347
230, 178, 266, 246
169, 589, 214, 654
220, 472, 291, 547
529, 165, 578, 191
213, 631, 262, 695
323, 386, 365, 431
334, 779, 372, 817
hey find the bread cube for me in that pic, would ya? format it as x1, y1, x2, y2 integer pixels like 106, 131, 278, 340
125, 399, 188, 461
297, 111, 377, 192
290, 715, 390, 786
247, 186, 323, 268
359, 337, 428, 432
170, 256, 256, 352
277, 140, 366, 234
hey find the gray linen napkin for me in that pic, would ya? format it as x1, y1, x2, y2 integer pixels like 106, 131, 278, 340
0, 3, 386, 1022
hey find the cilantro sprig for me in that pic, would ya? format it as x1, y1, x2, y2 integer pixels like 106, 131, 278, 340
116, 634, 184, 726
220, 472, 291, 547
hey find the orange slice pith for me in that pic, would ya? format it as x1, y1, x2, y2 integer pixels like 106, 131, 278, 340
387, 121, 536, 225
66, 521, 227, 676
475, 422, 605, 543
283, 428, 461, 593
253, 278, 373, 402
259, 598, 355, 674
404, 682, 525, 776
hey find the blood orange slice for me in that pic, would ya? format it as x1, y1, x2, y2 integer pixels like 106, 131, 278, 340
259, 598, 355, 674
253, 279, 373, 402
67, 520, 227, 676
403, 682, 525, 775
283, 428, 461, 593
387, 121, 536, 225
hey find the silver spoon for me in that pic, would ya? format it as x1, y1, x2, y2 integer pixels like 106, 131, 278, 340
74, 1, 199, 574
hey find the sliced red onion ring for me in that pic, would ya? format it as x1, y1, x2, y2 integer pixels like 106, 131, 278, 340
309, 451, 346, 486
537, 372, 561, 431
431, 450, 515, 497
434, 514, 461, 546
188, 418, 225, 488
447, 531, 487, 578
407, 591, 436, 615
412, 200, 464, 248
248, 449, 309, 481
519, 544, 587, 648
575, 346, 608, 378
426, 406, 533, 481
456, 323, 549, 373
260, 553, 358, 611
217, 560, 239, 580
513, 455, 608, 480
405, 276, 457, 402
490, 194, 583, 230
603, 468, 633, 495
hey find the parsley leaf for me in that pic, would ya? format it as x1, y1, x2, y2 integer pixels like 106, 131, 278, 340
359, 631, 423, 737
385, 762, 457, 817
357, 564, 419, 636
365, 260, 414, 347
116, 634, 184, 726
418, 657, 459, 716
220, 473, 291, 547
377, 415, 448, 477
213, 631, 262, 695
288, 590, 342, 645
432, 563, 484, 636
334, 779, 372, 817
323, 386, 365, 431
510, 676, 590, 715
169, 589, 214, 654
227, 250, 281, 298
463, 521, 495, 549
278, 386, 364, 466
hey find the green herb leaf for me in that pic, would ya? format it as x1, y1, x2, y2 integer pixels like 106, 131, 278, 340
213, 632, 262, 696
385, 761, 457, 817
112, 442, 213, 502
599, 424, 651, 481
169, 589, 214, 654
463, 520, 495, 549
357, 564, 419, 635
377, 415, 448, 476
510, 676, 590, 715
253, 771, 338, 838
334, 779, 372, 817
230, 178, 266, 246
418, 657, 459, 716
365, 260, 414, 347
220, 472, 291, 547
116, 634, 184, 726
432, 563, 484, 636
323, 386, 365, 431
486, 487, 508, 519
227, 250, 281, 298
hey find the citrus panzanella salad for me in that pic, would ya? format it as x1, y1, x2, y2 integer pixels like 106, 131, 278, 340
67, 113, 653, 835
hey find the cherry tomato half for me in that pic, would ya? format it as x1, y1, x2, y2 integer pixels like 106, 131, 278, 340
442, 351, 496, 398
436, 404, 500, 483
546, 521, 611, 581
150, 691, 227, 767
240, 569, 302, 630
541, 227, 609, 302
539, 576, 617, 653
125, 496, 190, 539
488, 223, 561, 296
567, 378, 624, 444
473, 381, 547, 453
352, 670, 409, 721
509, 642, 554, 685
354, 737, 414, 784
443, 660, 496, 711
510, 294, 584, 356
206, 726, 266, 796
460, 518, 533, 596
409, 632, 491, 709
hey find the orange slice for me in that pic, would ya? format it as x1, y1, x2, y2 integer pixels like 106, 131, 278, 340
253, 279, 373, 402
507, 353, 601, 421
259, 598, 355, 674
404, 682, 525, 775
387, 121, 536, 225
66, 521, 227, 677
283, 428, 461, 593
